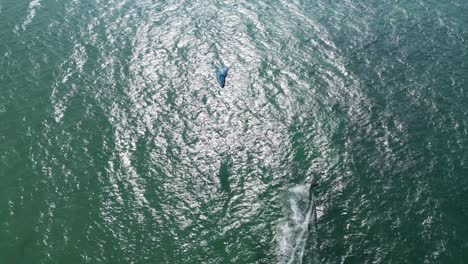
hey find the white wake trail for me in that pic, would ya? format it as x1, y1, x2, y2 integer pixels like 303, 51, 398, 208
276, 184, 319, 264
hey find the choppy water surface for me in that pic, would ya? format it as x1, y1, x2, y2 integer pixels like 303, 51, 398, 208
1, 0, 468, 263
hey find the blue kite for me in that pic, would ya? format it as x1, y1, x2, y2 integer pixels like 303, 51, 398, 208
216, 65, 228, 88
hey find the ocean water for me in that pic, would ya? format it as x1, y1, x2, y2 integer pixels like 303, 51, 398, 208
1, 0, 468, 263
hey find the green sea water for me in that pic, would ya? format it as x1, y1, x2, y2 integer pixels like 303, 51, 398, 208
1, 0, 468, 263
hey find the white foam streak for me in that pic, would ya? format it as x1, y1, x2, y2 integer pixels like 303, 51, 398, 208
22, 0, 41, 30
